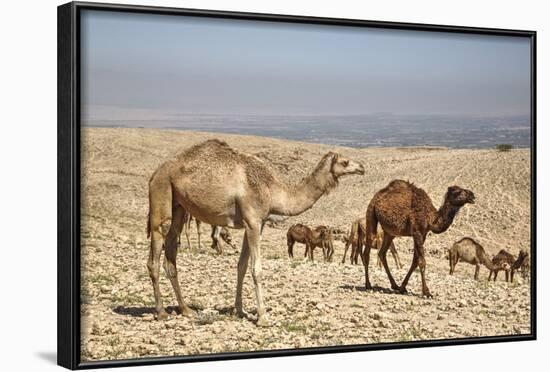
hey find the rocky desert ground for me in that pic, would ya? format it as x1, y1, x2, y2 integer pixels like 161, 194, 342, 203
80, 127, 532, 362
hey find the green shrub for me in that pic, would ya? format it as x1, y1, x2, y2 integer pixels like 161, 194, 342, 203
496, 144, 513, 152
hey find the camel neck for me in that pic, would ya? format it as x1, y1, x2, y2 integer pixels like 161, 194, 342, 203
431, 201, 461, 234
269, 169, 333, 216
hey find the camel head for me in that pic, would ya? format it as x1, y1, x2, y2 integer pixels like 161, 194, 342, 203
445, 186, 475, 206
514, 249, 529, 268
327, 152, 365, 178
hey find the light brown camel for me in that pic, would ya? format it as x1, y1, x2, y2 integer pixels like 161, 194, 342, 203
147, 139, 364, 325
448, 237, 504, 280
364, 180, 475, 297
487, 249, 515, 282
341, 218, 402, 268
287, 224, 333, 261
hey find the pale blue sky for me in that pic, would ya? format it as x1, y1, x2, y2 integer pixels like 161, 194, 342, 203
81, 10, 531, 118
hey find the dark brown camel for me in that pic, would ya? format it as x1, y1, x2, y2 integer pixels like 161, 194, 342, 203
488, 249, 515, 282
511, 249, 530, 283
363, 180, 475, 297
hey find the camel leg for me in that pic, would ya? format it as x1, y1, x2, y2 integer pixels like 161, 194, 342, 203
378, 233, 400, 291
451, 256, 459, 275
210, 225, 218, 251
487, 270, 493, 281
245, 222, 268, 326
505, 269, 510, 282
449, 253, 454, 275
494, 269, 499, 281
413, 234, 431, 297
342, 240, 350, 264
363, 232, 375, 290
196, 219, 202, 251
147, 186, 172, 320
356, 229, 364, 265
390, 244, 402, 269
287, 238, 294, 259
183, 214, 192, 251
163, 206, 193, 317
400, 250, 419, 293
474, 264, 480, 280
235, 231, 250, 318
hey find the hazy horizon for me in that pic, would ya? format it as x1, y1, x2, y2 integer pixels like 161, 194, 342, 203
81, 10, 531, 120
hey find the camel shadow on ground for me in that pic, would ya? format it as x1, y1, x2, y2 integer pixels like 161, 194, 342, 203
339, 284, 419, 297
113, 303, 204, 318
112, 304, 260, 318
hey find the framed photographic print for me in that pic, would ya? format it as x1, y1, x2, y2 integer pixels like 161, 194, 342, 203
57, 1, 536, 369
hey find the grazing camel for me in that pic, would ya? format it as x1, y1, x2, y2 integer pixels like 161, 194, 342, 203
487, 249, 515, 282
341, 218, 402, 268
448, 237, 503, 280
511, 249, 530, 283
364, 180, 475, 297
210, 226, 236, 254
287, 224, 333, 261
147, 139, 364, 325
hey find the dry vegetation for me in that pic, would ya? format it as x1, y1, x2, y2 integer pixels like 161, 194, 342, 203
80, 127, 531, 361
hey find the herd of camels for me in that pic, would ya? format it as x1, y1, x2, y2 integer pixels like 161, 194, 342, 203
146, 139, 530, 326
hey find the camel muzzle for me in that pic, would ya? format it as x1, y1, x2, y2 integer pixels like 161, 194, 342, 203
354, 164, 365, 175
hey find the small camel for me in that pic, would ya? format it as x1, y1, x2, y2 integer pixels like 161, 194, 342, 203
287, 224, 333, 261
448, 237, 503, 280
147, 139, 364, 325
317, 225, 335, 261
210, 225, 236, 254
511, 249, 530, 283
341, 218, 402, 269
364, 180, 475, 297
487, 249, 515, 282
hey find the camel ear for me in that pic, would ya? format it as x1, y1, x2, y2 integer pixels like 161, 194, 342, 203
330, 152, 339, 169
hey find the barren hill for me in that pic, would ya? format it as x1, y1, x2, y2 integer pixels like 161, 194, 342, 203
80, 127, 531, 361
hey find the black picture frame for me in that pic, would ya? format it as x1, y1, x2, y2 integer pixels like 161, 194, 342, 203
57, 1, 537, 369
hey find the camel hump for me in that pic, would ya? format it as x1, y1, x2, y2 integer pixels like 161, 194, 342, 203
204, 139, 230, 148
378, 179, 416, 195
178, 138, 236, 159
455, 236, 479, 246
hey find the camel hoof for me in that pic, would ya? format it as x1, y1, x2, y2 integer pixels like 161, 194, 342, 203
365, 284, 373, 291
256, 317, 271, 327
397, 286, 408, 294
180, 306, 194, 318
156, 310, 169, 321
233, 308, 248, 319
423, 291, 433, 299
390, 284, 401, 291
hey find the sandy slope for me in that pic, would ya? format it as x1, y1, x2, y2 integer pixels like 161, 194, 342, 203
80, 127, 531, 361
